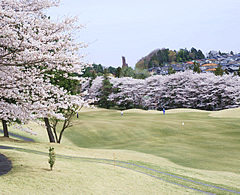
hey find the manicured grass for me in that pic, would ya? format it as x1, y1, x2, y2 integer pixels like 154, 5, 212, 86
0, 138, 205, 195
1, 137, 240, 195
1, 107, 240, 194
65, 108, 240, 174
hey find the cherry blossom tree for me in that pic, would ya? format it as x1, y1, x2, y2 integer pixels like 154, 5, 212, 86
143, 71, 240, 110
109, 77, 145, 109
0, 0, 89, 141
86, 71, 240, 111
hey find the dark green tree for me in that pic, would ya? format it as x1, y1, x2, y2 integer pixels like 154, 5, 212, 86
197, 50, 205, 59
93, 64, 104, 74
148, 61, 153, 68
134, 69, 150, 79
193, 62, 201, 73
91, 70, 97, 79
120, 67, 135, 77
49, 71, 80, 95
190, 47, 198, 59
98, 69, 113, 109
214, 64, 224, 76
108, 66, 117, 75
115, 67, 121, 78
157, 48, 169, 65
168, 66, 176, 74
82, 67, 92, 77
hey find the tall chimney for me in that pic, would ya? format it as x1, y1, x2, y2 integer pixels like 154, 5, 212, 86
122, 56, 128, 68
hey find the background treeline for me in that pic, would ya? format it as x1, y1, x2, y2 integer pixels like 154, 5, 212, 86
84, 71, 240, 111
135, 47, 205, 69
82, 64, 150, 80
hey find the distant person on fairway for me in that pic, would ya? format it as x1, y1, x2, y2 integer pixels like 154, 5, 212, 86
163, 108, 165, 115
121, 111, 123, 116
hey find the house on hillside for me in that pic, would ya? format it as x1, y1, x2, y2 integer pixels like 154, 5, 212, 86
160, 66, 169, 75
172, 64, 185, 72
204, 68, 216, 73
205, 59, 218, 64
201, 63, 218, 73
186, 61, 194, 65
147, 67, 161, 75
228, 65, 240, 73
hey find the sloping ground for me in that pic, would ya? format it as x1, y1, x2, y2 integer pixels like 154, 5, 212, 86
0, 130, 34, 142
0, 139, 204, 195
0, 108, 240, 194
0, 139, 240, 194
209, 107, 240, 118
65, 108, 240, 173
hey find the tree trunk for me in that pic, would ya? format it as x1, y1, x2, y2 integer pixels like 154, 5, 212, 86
57, 120, 67, 144
44, 118, 55, 143
57, 129, 65, 144
2, 120, 9, 137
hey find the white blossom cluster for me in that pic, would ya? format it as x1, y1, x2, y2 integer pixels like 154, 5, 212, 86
87, 71, 240, 110
143, 71, 240, 110
0, 0, 89, 129
109, 77, 145, 108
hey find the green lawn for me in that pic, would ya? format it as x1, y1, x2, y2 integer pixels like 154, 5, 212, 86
65, 108, 240, 174
0, 107, 240, 194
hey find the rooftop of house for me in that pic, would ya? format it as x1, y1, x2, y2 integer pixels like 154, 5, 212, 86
205, 68, 216, 72
228, 66, 239, 71
207, 59, 217, 61
201, 63, 218, 67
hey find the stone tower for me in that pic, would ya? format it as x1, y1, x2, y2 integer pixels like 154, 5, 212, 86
122, 56, 128, 68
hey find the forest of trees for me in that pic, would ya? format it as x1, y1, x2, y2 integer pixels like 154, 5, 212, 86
84, 71, 240, 111
135, 47, 205, 69
82, 64, 150, 80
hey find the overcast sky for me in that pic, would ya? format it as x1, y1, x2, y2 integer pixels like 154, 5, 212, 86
47, 0, 240, 68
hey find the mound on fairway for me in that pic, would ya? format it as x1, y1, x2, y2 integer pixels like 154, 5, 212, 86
1, 108, 240, 194
64, 107, 240, 174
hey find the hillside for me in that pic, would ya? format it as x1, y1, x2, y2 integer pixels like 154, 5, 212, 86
0, 108, 240, 194
135, 47, 205, 69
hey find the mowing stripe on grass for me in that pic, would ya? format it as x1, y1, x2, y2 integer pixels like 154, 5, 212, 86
73, 158, 214, 195
58, 154, 240, 194
1, 145, 239, 194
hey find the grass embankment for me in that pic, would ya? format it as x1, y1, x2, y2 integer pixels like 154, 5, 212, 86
0, 108, 240, 194
0, 138, 204, 195
66, 108, 240, 173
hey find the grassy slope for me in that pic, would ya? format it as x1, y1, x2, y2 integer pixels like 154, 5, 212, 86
0, 138, 204, 195
65, 108, 240, 174
0, 108, 240, 194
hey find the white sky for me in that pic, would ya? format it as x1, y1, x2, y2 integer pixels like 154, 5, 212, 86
47, 0, 240, 68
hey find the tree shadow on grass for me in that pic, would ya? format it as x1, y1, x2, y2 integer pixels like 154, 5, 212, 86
0, 154, 12, 176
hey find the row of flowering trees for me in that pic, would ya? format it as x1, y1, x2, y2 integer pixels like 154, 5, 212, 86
0, 0, 89, 143
85, 71, 240, 111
